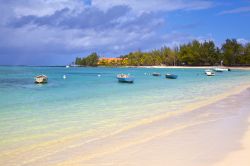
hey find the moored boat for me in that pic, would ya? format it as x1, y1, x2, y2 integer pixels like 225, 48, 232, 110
34, 75, 48, 84
213, 67, 230, 72
152, 72, 161, 76
165, 74, 178, 79
205, 70, 215, 76
117, 74, 134, 83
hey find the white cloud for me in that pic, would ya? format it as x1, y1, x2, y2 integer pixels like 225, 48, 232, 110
237, 38, 249, 45
161, 32, 214, 48
92, 0, 213, 14
0, 0, 86, 26
0, 0, 215, 65
0, 23, 157, 55
219, 6, 250, 15
13, 0, 85, 17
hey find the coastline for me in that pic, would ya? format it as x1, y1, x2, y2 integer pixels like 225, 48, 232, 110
79, 89, 250, 166
135, 65, 250, 70
1, 65, 250, 71
1, 83, 250, 166
1, 67, 250, 166
52, 84, 250, 166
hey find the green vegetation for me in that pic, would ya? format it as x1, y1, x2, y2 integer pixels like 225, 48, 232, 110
75, 52, 99, 66
75, 39, 250, 67
178, 40, 220, 66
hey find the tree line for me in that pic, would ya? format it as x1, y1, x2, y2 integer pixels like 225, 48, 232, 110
75, 39, 250, 66
75, 52, 99, 66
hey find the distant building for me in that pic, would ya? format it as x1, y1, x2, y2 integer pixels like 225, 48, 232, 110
98, 57, 128, 65
99, 57, 123, 62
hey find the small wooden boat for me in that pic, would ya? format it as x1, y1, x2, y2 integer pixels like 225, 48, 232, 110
152, 72, 161, 76
165, 74, 178, 79
117, 74, 134, 83
34, 75, 48, 84
205, 70, 215, 76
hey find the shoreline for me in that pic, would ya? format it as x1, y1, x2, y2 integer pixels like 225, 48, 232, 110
53, 84, 250, 166
1, 71, 250, 165
1, 65, 250, 70
1, 83, 250, 166
98, 65, 250, 70
135, 65, 250, 70
81, 87, 250, 166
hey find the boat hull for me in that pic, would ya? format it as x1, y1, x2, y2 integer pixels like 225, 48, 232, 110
213, 68, 230, 72
152, 73, 161, 76
165, 74, 178, 79
117, 77, 134, 83
205, 71, 215, 76
206, 73, 215, 76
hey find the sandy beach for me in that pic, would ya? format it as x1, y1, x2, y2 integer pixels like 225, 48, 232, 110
214, 118, 250, 166
1, 68, 250, 166
46, 86, 250, 166
136, 65, 250, 70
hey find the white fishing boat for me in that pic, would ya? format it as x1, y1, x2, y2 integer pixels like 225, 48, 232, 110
205, 70, 215, 76
35, 75, 48, 84
213, 67, 230, 72
66, 65, 70, 68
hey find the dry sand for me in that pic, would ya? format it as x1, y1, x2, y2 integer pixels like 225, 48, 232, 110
213, 117, 250, 166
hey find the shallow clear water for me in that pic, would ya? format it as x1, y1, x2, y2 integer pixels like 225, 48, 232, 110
0, 66, 250, 149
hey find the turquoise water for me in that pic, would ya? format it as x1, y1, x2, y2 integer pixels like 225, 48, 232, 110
0, 66, 250, 150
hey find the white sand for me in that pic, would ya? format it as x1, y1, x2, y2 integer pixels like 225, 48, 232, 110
135, 65, 250, 70
213, 117, 250, 166
54, 88, 250, 166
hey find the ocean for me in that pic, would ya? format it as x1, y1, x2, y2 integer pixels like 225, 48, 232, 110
0, 66, 250, 165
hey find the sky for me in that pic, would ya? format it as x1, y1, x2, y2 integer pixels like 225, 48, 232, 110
0, 0, 250, 65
